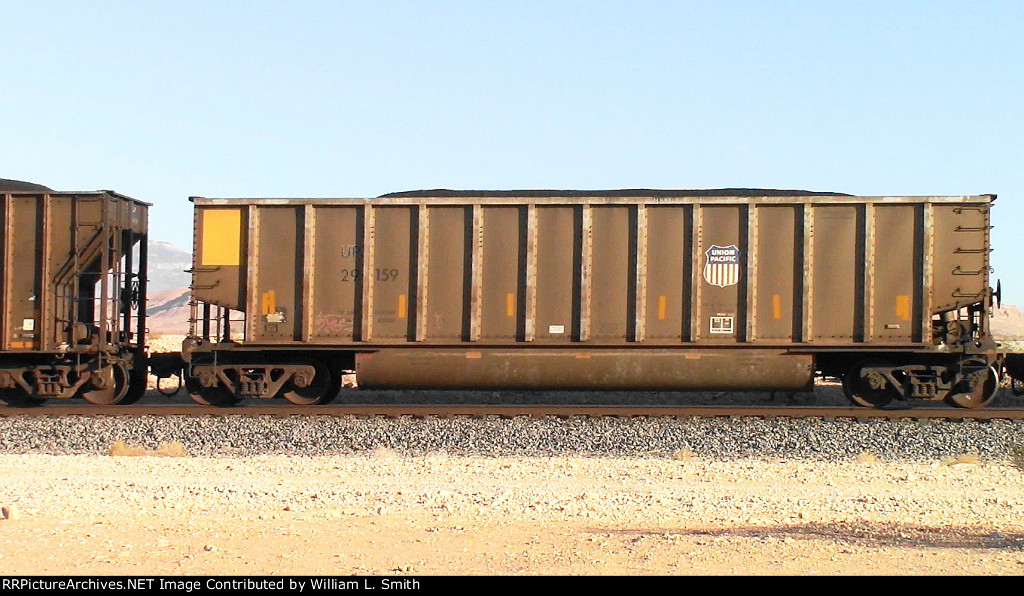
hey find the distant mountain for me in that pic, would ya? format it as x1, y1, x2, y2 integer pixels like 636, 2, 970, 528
147, 241, 192, 293
146, 287, 190, 335
991, 305, 1024, 340
145, 241, 191, 335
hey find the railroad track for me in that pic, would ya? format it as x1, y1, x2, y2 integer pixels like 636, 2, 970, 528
3, 403, 1024, 420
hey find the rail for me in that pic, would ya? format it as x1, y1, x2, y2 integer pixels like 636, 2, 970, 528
3, 403, 1024, 420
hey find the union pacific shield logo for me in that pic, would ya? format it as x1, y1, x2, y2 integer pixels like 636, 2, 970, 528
704, 245, 741, 287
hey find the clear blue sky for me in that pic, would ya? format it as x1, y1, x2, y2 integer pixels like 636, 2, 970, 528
3, 1, 1022, 301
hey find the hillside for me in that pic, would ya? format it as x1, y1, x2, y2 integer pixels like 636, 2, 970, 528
144, 241, 190, 335
991, 304, 1024, 341
147, 241, 192, 292
145, 287, 190, 335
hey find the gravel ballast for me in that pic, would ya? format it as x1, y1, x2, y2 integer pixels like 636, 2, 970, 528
1, 413, 1022, 462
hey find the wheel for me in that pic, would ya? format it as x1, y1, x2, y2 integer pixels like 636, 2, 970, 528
185, 372, 241, 407
185, 375, 209, 405
842, 360, 897, 408
282, 361, 337, 405
81, 363, 130, 405
116, 367, 149, 405
947, 365, 999, 409
189, 385, 241, 406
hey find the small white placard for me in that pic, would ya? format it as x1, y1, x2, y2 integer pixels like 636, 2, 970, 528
548, 324, 565, 334
22, 319, 34, 331
710, 316, 734, 334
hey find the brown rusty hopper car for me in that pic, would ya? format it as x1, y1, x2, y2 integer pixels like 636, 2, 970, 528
184, 189, 999, 408
0, 181, 149, 405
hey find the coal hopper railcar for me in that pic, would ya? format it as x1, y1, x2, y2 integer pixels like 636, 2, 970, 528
183, 189, 1000, 408
0, 181, 150, 406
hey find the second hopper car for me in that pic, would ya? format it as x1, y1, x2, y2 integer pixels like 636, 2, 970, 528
184, 189, 1000, 408
0, 180, 150, 406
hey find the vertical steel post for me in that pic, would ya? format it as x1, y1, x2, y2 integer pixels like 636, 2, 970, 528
415, 203, 429, 342
98, 196, 109, 354
633, 203, 647, 343
39, 195, 51, 350
745, 203, 758, 342
245, 205, 260, 341
578, 203, 592, 342
360, 204, 375, 341
302, 204, 315, 342
921, 202, 934, 344
689, 203, 703, 342
524, 204, 537, 342
1, 193, 10, 351
469, 204, 484, 342
801, 203, 814, 342
863, 202, 875, 343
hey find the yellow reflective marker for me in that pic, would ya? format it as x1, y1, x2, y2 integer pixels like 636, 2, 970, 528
506, 293, 515, 317
398, 294, 407, 319
773, 294, 782, 320
658, 295, 667, 320
261, 290, 276, 315
200, 208, 242, 266
896, 295, 911, 321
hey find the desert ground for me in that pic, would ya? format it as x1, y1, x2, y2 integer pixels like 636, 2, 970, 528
0, 450, 1023, 576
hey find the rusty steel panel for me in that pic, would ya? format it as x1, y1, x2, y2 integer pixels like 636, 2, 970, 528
932, 203, 990, 312
311, 205, 361, 341
590, 206, 630, 340
355, 348, 814, 390
644, 206, 687, 341
370, 206, 414, 340
871, 205, 920, 342
251, 206, 301, 342
811, 205, 861, 341
698, 205, 743, 341
754, 206, 799, 340
7, 197, 41, 350
534, 206, 577, 342
424, 206, 468, 340
479, 206, 523, 340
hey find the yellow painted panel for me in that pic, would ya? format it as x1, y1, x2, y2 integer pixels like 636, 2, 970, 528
896, 295, 911, 321
201, 208, 242, 266
261, 290, 277, 315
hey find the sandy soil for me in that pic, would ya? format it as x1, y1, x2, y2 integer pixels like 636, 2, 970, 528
0, 452, 1023, 576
